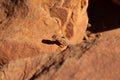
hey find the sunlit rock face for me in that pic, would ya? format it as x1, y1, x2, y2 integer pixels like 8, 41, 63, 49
0, 0, 88, 65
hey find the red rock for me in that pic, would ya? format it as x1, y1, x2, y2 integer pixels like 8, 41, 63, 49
1, 28, 120, 80
0, 0, 88, 65
51, 29, 120, 80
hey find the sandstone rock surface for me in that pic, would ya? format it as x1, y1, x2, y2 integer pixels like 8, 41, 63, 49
0, 28, 120, 80
0, 0, 88, 65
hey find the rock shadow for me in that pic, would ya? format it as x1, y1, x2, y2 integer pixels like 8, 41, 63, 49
42, 39, 61, 45
88, 0, 120, 33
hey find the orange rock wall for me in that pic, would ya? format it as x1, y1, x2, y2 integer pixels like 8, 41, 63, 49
0, 0, 88, 64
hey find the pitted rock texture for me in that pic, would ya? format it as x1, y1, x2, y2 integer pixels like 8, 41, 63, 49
0, 0, 88, 65
0, 28, 120, 80
0, 39, 95, 80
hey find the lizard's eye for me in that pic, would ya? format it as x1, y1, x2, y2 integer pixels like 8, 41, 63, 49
52, 35, 56, 39
62, 36, 65, 38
